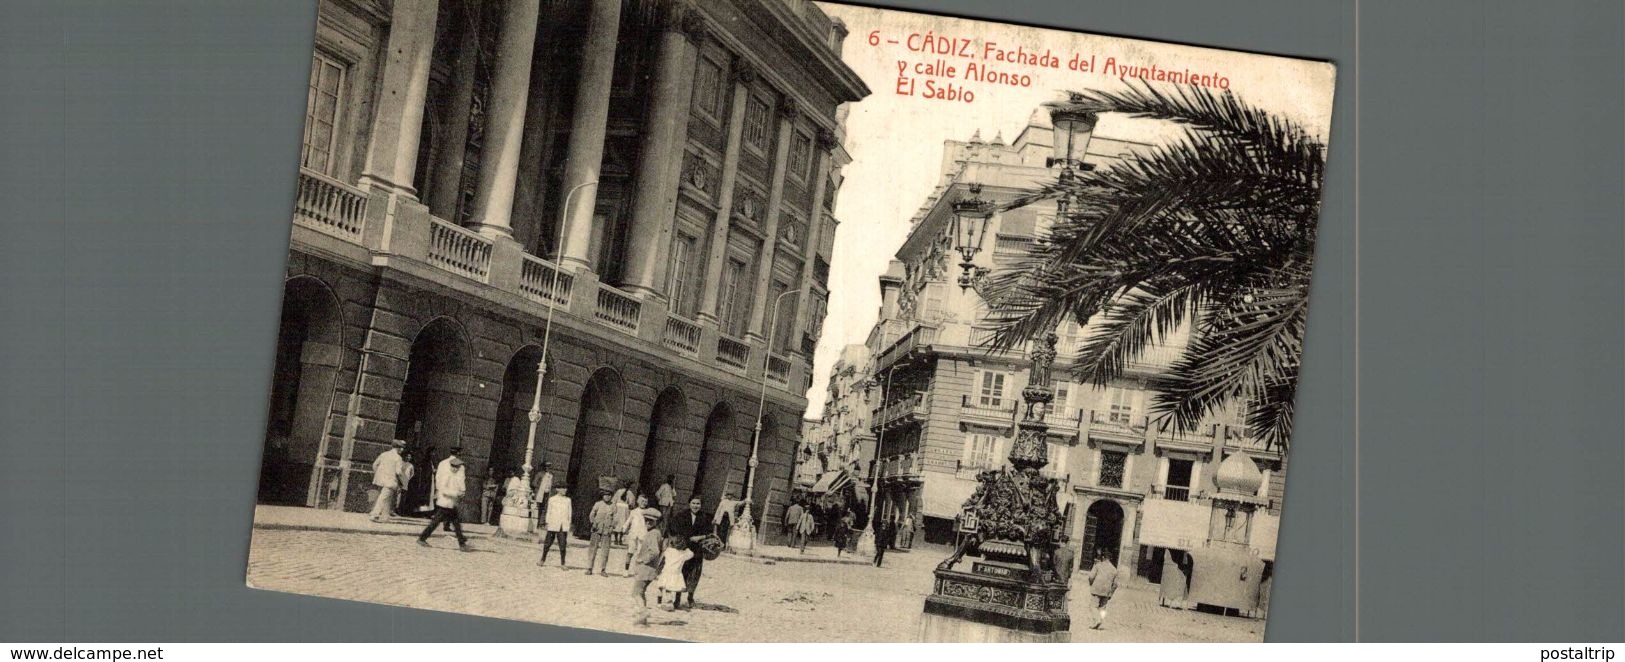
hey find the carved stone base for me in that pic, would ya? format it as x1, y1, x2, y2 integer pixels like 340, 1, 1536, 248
919, 610, 1070, 643
920, 567, 1070, 639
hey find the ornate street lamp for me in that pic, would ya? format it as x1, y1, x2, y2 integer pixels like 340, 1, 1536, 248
949, 184, 995, 292
1046, 106, 1098, 173
497, 181, 596, 538
921, 104, 1097, 641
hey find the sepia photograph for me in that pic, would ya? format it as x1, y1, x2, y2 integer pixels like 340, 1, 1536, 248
248, 0, 1335, 642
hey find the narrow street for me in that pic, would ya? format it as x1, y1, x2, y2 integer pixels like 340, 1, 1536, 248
246, 509, 1265, 642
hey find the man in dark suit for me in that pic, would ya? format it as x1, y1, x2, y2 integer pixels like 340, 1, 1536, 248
664, 495, 710, 610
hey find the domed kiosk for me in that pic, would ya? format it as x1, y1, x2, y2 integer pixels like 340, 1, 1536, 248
1156, 452, 1272, 617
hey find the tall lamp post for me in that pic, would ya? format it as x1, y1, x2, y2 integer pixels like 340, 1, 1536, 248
919, 104, 1095, 642
736, 288, 798, 552
856, 363, 901, 555
497, 181, 596, 537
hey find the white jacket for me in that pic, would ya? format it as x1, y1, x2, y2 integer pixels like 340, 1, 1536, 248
433, 458, 466, 509
371, 449, 404, 489
544, 495, 573, 533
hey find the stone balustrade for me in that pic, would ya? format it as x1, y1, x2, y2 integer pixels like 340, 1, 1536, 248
293, 168, 369, 241
295, 180, 811, 394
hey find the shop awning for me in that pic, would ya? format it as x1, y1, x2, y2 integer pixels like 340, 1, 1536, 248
809, 470, 852, 494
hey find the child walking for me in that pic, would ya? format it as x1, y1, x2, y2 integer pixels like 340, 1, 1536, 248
656, 534, 693, 611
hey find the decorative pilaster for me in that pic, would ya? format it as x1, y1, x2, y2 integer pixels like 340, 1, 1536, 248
621, 3, 704, 298
789, 128, 837, 351
466, 0, 542, 239
696, 63, 755, 325
357, 0, 441, 196
746, 98, 799, 339
556, 0, 623, 271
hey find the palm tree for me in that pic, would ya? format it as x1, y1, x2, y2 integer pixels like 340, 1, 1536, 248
982, 82, 1326, 451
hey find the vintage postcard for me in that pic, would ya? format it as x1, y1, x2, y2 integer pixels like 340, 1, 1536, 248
249, 0, 1335, 642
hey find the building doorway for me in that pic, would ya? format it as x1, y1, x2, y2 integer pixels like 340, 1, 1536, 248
394, 317, 472, 516
259, 276, 343, 506
693, 402, 739, 512
638, 387, 688, 503
1081, 498, 1125, 569
566, 368, 626, 534
491, 346, 550, 486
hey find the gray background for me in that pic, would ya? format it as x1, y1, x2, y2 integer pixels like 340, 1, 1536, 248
1, 0, 1619, 643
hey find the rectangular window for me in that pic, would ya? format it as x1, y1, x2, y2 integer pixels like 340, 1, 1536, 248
808, 295, 826, 342
964, 433, 1001, 470
1164, 458, 1194, 501
744, 97, 771, 152
1098, 450, 1127, 488
302, 51, 347, 175
667, 234, 697, 317
789, 131, 813, 181
719, 259, 748, 337
769, 280, 796, 351
692, 56, 723, 121
978, 371, 1008, 408
1109, 388, 1138, 424
1054, 383, 1072, 419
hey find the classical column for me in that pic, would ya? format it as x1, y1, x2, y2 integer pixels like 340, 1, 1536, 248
696, 63, 755, 325
746, 98, 799, 339
620, 4, 702, 298
357, 0, 441, 196
789, 130, 836, 351
426, 10, 481, 220
466, 0, 542, 239
556, 0, 623, 270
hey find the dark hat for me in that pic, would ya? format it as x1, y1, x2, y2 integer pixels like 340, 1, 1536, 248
448, 456, 465, 467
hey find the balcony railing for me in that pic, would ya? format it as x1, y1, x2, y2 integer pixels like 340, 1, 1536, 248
662, 315, 702, 356
960, 394, 1017, 422
1162, 485, 1191, 502
519, 255, 573, 308
1223, 427, 1278, 454
1089, 409, 1148, 436
593, 284, 641, 333
993, 233, 1035, 256
293, 168, 368, 242
875, 392, 929, 428
875, 322, 937, 370
427, 218, 493, 283
766, 354, 791, 385
717, 335, 751, 370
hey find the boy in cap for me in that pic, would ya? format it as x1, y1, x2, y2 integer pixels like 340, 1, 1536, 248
586, 488, 618, 576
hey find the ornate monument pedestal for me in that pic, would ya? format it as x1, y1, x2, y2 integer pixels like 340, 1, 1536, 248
921, 564, 1071, 642
916, 329, 1072, 642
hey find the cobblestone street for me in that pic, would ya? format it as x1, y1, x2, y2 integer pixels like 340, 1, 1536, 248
246, 510, 1265, 642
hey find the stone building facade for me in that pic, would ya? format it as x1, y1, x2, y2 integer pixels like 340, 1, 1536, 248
259, 0, 868, 537
799, 343, 877, 488
864, 111, 1286, 591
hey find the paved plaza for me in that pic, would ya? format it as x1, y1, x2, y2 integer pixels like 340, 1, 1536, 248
246, 507, 1266, 642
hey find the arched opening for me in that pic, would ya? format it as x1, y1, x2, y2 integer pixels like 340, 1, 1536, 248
260, 276, 344, 506
638, 387, 687, 504
1082, 498, 1126, 570
394, 317, 472, 515
693, 402, 738, 512
491, 346, 550, 483
567, 368, 625, 534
